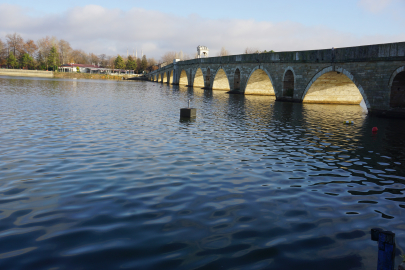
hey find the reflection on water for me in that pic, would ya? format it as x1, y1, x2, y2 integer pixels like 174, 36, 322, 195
0, 76, 405, 270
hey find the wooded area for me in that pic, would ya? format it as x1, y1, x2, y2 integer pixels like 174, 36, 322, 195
0, 33, 157, 73
0, 33, 275, 73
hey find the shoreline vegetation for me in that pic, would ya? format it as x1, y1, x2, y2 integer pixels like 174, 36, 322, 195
0, 33, 157, 73
54, 72, 143, 81
0, 69, 147, 81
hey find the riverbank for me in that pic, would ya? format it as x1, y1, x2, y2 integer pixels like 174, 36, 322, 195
0, 69, 53, 78
56, 72, 148, 81
54, 72, 125, 80
0, 69, 147, 81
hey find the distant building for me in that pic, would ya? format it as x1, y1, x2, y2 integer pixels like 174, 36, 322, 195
58, 64, 135, 75
59, 64, 101, 73
197, 46, 209, 58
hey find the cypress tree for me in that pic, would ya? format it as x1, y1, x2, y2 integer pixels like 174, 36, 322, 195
126, 55, 137, 70
7, 52, 17, 68
114, 55, 125, 70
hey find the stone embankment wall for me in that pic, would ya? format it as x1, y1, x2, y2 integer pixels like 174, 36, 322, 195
0, 69, 53, 78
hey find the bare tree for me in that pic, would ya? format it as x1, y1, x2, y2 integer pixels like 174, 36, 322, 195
0, 39, 5, 66
107, 56, 114, 68
58, 39, 72, 65
99, 54, 108, 67
89, 53, 99, 65
161, 51, 177, 63
6, 33, 24, 57
37, 36, 53, 68
50, 36, 59, 51
147, 58, 157, 66
218, 47, 229, 56
183, 54, 191, 60
70, 50, 89, 64
23, 40, 38, 57
244, 47, 260, 54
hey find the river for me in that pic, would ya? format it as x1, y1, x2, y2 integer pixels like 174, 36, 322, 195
0, 76, 405, 270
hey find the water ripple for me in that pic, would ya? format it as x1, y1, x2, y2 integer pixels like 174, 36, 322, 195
0, 77, 404, 269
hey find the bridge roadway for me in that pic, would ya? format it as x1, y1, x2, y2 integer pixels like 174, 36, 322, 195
148, 42, 405, 118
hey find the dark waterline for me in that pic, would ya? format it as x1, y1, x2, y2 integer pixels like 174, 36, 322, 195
0, 76, 405, 270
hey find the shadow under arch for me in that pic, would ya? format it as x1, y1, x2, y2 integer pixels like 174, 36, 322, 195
301, 66, 369, 108
205, 68, 211, 89
244, 66, 275, 96
282, 67, 296, 97
389, 66, 405, 108
179, 70, 189, 86
212, 67, 230, 91
234, 68, 241, 90
194, 68, 204, 88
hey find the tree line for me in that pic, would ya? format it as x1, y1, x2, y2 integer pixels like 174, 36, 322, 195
0, 33, 276, 72
0, 33, 158, 73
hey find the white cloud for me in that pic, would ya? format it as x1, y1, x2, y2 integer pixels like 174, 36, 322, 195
0, 4, 404, 60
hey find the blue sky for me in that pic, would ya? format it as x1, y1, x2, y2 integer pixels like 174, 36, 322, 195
0, 0, 404, 60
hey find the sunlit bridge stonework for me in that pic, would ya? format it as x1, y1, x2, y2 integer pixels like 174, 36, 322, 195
149, 42, 405, 118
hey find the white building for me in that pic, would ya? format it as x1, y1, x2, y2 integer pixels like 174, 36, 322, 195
197, 46, 209, 58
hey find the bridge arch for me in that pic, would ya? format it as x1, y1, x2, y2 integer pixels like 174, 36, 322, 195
193, 68, 205, 88
282, 67, 296, 97
389, 66, 405, 108
302, 66, 369, 107
162, 72, 167, 83
212, 67, 230, 91
179, 69, 189, 86
229, 66, 243, 91
244, 66, 275, 95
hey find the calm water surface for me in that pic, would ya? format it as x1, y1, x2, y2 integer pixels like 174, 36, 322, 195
1, 76, 405, 270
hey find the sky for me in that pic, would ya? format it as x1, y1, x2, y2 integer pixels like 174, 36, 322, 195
0, 0, 404, 61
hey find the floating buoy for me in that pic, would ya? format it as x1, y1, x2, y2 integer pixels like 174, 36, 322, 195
180, 100, 196, 118
343, 121, 354, 124
372, 127, 378, 133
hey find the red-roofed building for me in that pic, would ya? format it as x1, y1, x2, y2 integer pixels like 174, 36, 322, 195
58, 64, 136, 75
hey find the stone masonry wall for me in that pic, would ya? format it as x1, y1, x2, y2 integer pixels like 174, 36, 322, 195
148, 42, 405, 116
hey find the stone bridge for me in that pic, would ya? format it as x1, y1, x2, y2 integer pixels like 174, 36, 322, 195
147, 42, 405, 118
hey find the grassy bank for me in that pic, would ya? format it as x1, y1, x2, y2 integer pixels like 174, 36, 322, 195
54, 72, 125, 80
0, 69, 53, 78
